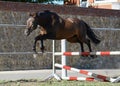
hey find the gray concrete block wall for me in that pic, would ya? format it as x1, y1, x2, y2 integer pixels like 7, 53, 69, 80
0, 2, 120, 70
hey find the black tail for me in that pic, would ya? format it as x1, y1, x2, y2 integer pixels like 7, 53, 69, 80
84, 22, 101, 44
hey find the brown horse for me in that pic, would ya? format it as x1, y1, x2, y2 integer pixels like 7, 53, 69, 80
25, 10, 100, 56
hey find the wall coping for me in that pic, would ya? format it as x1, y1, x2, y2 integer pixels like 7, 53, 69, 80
0, 1, 120, 17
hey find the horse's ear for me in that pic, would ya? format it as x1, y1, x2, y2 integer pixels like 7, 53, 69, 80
29, 12, 37, 17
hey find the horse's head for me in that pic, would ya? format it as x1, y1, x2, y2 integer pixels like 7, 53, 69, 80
25, 10, 62, 36
25, 12, 38, 36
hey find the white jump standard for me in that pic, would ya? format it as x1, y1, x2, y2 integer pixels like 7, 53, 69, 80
51, 40, 120, 82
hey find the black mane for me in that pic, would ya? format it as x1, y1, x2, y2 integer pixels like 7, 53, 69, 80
37, 10, 62, 27
44, 10, 51, 13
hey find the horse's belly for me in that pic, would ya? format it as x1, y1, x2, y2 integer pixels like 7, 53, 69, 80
56, 31, 75, 39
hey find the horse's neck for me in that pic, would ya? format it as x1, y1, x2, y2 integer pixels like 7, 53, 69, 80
38, 15, 64, 33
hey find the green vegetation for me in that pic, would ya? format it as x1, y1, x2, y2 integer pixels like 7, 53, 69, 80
0, 79, 120, 86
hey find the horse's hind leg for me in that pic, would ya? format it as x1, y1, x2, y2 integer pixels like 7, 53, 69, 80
80, 42, 84, 52
67, 37, 89, 57
85, 39, 97, 58
66, 36, 84, 52
85, 39, 92, 52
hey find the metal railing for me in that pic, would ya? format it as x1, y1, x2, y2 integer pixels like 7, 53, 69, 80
0, 24, 26, 27
0, 23, 120, 30
0, 52, 52, 55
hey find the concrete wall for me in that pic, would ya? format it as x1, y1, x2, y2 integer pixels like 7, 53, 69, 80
0, 1, 120, 70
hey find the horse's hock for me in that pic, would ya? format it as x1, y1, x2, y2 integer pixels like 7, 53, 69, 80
0, 1, 120, 70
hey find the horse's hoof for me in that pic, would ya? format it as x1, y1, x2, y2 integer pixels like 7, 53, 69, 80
34, 51, 38, 54
80, 55, 97, 60
90, 55, 97, 59
33, 54, 38, 58
81, 55, 89, 57
32, 48, 38, 54
41, 49, 44, 53
80, 56, 87, 60
41, 47, 45, 53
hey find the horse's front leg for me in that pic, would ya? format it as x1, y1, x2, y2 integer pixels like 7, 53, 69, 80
33, 35, 41, 54
40, 39, 45, 53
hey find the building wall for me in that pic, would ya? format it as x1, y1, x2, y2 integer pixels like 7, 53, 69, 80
112, 2, 120, 10
94, 3, 112, 9
0, 1, 120, 70
88, 0, 120, 9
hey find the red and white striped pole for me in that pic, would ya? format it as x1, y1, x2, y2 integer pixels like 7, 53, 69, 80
55, 63, 111, 82
62, 77, 96, 81
55, 51, 120, 56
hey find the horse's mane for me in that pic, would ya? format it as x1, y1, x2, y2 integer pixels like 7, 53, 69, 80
44, 10, 51, 13
39, 10, 63, 26
43, 10, 60, 18
37, 10, 59, 17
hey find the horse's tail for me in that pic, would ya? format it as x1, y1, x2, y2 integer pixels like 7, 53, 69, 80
85, 22, 101, 44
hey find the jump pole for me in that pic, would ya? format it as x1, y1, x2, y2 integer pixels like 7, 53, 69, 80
62, 77, 95, 81
55, 63, 120, 82
55, 63, 110, 81
55, 51, 120, 56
